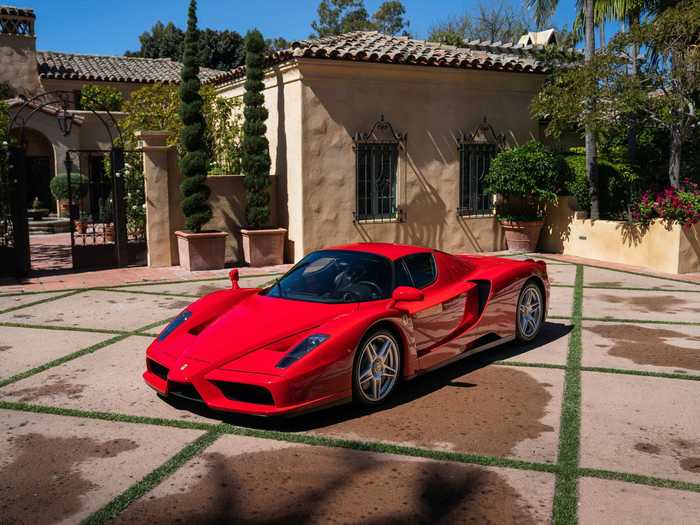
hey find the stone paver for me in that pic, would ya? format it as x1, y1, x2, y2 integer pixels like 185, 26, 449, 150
116, 274, 279, 297
579, 477, 700, 525
582, 321, 700, 375
0, 336, 213, 424
581, 372, 700, 483
546, 264, 577, 286
0, 409, 204, 525
0, 290, 189, 331
307, 365, 563, 464
548, 284, 574, 317
110, 434, 555, 525
498, 321, 571, 366
583, 287, 700, 322
0, 291, 69, 312
584, 266, 700, 291
0, 326, 115, 380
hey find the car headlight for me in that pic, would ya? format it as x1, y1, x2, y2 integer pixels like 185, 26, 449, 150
157, 310, 192, 342
276, 334, 330, 368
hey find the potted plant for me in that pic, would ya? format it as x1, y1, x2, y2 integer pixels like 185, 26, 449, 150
98, 197, 114, 242
49, 173, 88, 218
485, 141, 562, 252
173, 0, 227, 271
239, 29, 286, 267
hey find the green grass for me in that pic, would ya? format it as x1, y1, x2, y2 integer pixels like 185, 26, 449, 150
552, 264, 584, 525
0, 289, 82, 315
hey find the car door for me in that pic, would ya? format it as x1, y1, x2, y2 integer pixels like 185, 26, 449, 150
395, 253, 467, 353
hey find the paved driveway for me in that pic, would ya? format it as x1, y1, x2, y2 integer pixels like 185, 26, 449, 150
0, 259, 699, 524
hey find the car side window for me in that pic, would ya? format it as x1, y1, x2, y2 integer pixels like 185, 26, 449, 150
394, 260, 414, 289
402, 253, 437, 289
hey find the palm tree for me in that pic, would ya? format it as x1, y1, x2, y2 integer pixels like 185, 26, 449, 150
528, 0, 600, 218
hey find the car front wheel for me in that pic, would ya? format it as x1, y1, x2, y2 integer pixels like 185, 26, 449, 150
352, 329, 401, 406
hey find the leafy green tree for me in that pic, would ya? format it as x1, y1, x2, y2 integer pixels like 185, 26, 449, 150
241, 29, 272, 229
178, 0, 212, 232
311, 0, 409, 37
79, 84, 124, 112
126, 21, 184, 61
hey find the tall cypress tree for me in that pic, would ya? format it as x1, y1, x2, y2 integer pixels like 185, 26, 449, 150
241, 29, 271, 229
179, 0, 212, 232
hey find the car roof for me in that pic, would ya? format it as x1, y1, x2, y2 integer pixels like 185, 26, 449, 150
322, 242, 434, 261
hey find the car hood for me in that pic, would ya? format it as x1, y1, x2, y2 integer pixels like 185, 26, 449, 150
170, 292, 357, 367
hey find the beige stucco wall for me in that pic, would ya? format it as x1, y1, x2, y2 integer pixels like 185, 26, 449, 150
295, 59, 544, 259
217, 63, 304, 261
0, 34, 42, 95
541, 198, 700, 274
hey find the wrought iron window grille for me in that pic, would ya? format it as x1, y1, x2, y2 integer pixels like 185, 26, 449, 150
456, 117, 504, 217
353, 115, 406, 223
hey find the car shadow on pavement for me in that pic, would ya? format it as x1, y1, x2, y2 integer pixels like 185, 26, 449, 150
161, 321, 572, 433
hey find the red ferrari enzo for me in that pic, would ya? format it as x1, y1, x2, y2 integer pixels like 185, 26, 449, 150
144, 243, 549, 416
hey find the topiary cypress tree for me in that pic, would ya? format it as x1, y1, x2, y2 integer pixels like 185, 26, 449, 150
179, 0, 212, 232
241, 29, 271, 229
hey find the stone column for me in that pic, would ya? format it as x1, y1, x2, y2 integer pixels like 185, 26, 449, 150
137, 131, 179, 267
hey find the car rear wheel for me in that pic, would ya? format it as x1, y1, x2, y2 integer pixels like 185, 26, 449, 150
352, 329, 401, 406
516, 281, 544, 342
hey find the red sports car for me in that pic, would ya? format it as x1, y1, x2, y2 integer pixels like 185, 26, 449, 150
144, 243, 549, 416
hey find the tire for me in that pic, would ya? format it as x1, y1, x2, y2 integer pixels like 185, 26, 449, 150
516, 281, 544, 343
352, 328, 401, 406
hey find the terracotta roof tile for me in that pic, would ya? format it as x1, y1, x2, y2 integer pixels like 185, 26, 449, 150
217, 30, 547, 84
36, 51, 228, 84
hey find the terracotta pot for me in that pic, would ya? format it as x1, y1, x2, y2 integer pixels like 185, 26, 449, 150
175, 230, 228, 271
240, 228, 287, 267
500, 220, 544, 252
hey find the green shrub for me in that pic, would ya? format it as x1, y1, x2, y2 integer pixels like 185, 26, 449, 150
563, 147, 637, 217
49, 173, 89, 200
485, 141, 565, 221
79, 84, 124, 112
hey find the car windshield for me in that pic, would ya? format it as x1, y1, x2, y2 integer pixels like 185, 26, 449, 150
263, 250, 393, 303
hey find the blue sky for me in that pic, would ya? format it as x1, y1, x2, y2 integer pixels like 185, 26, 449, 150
28, 0, 603, 56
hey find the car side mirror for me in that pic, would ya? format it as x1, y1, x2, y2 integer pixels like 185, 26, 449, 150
392, 286, 423, 303
229, 268, 240, 289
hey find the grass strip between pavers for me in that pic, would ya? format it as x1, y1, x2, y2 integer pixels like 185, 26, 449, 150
549, 314, 700, 327
80, 428, 223, 525
0, 316, 173, 389
0, 289, 83, 315
552, 264, 584, 525
577, 467, 700, 493
0, 321, 131, 335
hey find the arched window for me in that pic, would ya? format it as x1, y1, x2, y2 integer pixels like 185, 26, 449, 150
457, 118, 504, 217
353, 115, 406, 222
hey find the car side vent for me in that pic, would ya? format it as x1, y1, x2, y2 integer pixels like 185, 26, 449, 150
189, 318, 214, 336
469, 280, 491, 315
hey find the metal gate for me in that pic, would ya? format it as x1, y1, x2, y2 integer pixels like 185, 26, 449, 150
0, 147, 30, 275
66, 148, 146, 270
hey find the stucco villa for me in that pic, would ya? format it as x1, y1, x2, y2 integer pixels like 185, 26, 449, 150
0, 5, 227, 217
215, 31, 551, 261
2, 3, 557, 269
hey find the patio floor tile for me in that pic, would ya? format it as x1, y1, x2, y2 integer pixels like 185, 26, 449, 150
582, 288, 700, 322
0, 291, 70, 313
0, 336, 213, 424
581, 321, 700, 375
115, 274, 280, 297
583, 266, 700, 291
110, 434, 555, 524
548, 285, 574, 317
0, 326, 115, 380
546, 264, 577, 286
0, 409, 204, 525
306, 364, 564, 464
579, 477, 700, 525
497, 321, 572, 366
0, 290, 190, 331
581, 371, 700, 483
